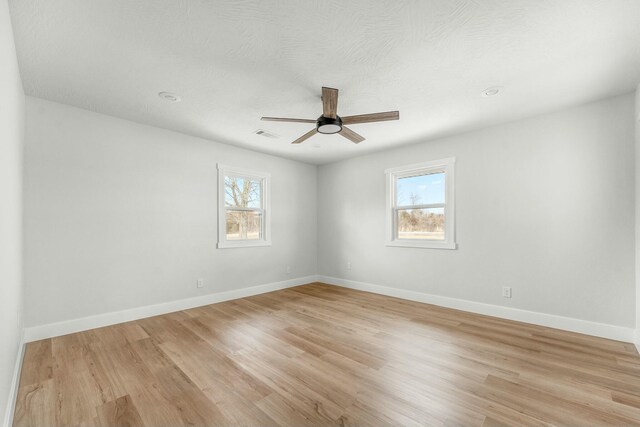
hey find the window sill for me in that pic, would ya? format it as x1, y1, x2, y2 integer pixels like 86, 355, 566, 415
386, 240, 457, 250
217, 240, 272, 249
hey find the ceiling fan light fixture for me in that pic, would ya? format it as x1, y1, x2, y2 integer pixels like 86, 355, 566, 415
317, 116, 342, 134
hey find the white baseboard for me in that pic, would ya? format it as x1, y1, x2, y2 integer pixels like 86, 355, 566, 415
2, 331, 25, 427
23, 276, 316, 343
22, 273, 636, 345
319, 275, 635, 343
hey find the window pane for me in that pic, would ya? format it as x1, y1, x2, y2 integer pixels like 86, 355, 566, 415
396, 172, 444, 206
226, 210, 262, 240
396, 208, 445, 240
225, 176, 261, 208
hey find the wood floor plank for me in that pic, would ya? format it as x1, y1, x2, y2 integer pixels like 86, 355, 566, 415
199, 385, 278, 427
50, 334, 110, 426
129, 338, 231, 426
12, 380, 56, 427
17, 340, 53, 387
612, 390, 640, 409
86, 341, 187, 426
95, 395, 144, 427
13, 282, 640, 426
233, 348, 353, 417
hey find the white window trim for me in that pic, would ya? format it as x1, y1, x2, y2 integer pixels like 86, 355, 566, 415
385, 157, 456, 250
217, 164, 272, 249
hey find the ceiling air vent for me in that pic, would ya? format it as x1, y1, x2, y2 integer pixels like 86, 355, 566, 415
254, 129, 278, 138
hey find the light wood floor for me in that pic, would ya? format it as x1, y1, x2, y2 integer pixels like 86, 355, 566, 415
13, 283, 640, 426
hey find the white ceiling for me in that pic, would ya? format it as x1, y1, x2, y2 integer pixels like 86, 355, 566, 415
9, 0, 640, 164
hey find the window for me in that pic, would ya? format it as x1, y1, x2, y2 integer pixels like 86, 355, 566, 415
385, 158, 456, 249
217, 164, 271, 248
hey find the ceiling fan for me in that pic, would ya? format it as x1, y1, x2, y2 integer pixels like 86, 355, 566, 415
261, 87, 399, 144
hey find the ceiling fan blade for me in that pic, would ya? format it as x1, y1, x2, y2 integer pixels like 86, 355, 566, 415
341, 111, 399, 125
261, 117, 316, 123
339, 126, 365, 144
291, 128, 317, 144
322, 87, 339, 119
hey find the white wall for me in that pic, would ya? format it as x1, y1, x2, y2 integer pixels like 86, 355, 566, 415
24, 97, 317, 328
20, 92, 639, 334
319, 93, 636, 328
636, 85, 640, 346
0, 0, 24, 425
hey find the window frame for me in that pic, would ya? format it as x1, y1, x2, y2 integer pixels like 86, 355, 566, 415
385, 157, 456, 249
217, 164, 271, 249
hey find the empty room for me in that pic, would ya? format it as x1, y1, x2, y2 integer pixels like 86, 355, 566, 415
2, 0, 640, 426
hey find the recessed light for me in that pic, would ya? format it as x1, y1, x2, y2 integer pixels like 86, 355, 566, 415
158, 92, 181, 102
481, 86, 502, 97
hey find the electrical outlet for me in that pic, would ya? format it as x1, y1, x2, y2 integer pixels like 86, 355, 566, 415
286, 266, 291, 274
347, 261, 352, 270
502, 286, 512, 298
197, 279, 204, 288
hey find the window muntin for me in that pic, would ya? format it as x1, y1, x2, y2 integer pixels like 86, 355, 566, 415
218, 165, 271, 248
386, 158, 455, 249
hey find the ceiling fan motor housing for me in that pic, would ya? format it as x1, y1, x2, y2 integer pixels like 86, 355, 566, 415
317, 116, 342, 134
